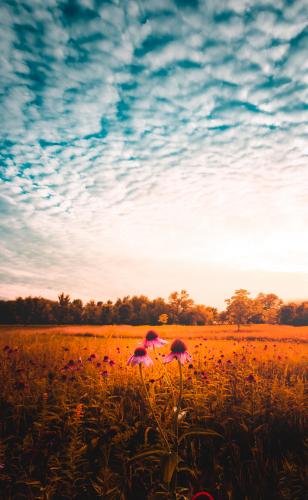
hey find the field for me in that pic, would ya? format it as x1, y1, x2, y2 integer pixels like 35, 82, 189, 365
0, 325, 307, 500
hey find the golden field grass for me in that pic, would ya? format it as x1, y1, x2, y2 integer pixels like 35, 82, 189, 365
2, 323, 308, 341
0, 325, 307, 500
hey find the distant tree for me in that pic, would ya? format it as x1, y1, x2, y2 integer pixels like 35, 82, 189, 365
56, 293, 72, 323
168, 290, 194, 323
279, 303, 297, 325
71, 299, 83, 323
251, 293, 282, 324
218, 310, 228, 324
158, 313, 168, 325
113, 297, 134, 324
83, 300, 101, 324
100, 300, 113, 324
225, 289, 253, 331
193, 305, 218, 325
293, 301, 308, 326
0, 290, 305, 326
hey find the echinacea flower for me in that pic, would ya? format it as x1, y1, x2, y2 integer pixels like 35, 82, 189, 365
163, 339, 191, 365
192, 492, 214, 500
127, 347, 153, 367
142, 330, 168, 349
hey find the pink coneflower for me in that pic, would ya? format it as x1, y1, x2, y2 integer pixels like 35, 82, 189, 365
192, 492, 214, 500
163, 339, 191, 365
127, 347, 153, 367
142, 330, 168, 349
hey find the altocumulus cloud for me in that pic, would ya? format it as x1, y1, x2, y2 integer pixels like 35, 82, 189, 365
0, 0, 307, 304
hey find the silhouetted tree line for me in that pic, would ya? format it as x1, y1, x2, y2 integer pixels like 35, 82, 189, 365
0, 289, 307, 326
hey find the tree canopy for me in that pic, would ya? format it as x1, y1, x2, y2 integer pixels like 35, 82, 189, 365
0, 290, 307, 326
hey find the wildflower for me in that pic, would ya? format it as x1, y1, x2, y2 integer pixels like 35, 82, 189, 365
127, 347, 153, 367
143, 330, 168, 349
101, 370, 108, 377
192, 492, 214, 500
103, 355, 109, 362
188, 363, 194, 369
109, 360, 115, 366
15, 381, 26, 391
246, 374, 256, 383
67, 359, 75, 367
164, 339, 191, 365
96, 362, 102, 368
90, 353, 96, 359
75, 403, 83, 420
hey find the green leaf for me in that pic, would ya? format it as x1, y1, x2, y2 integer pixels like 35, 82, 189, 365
161, 452, 178, 484
178, 429, 224, 444
129, 448, 168, 462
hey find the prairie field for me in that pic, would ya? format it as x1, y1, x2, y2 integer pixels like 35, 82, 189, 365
0, 324, 307, 500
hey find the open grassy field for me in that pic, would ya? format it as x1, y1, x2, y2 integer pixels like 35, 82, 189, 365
0, 325, 307, 500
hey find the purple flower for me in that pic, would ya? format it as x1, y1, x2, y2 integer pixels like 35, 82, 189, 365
163, 339, 192, 365
127, 347, 153, 367
109, 360, 115, 367
142, 330, 168, 349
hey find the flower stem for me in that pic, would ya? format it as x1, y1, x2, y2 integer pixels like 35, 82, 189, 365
139, 363, 171, 452
173, 359, 183, 433
173, 359, 183, 496
153, 346, 176, 406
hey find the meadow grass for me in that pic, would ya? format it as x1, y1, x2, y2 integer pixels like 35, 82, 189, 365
0, 325, 307, 499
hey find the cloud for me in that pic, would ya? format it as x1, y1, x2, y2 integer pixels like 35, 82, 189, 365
0, 0, 307, 305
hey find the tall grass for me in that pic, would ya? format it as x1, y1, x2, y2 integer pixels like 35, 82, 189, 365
0, 325, 307, 499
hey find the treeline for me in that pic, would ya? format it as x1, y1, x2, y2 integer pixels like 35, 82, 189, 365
0, 289, 307, 326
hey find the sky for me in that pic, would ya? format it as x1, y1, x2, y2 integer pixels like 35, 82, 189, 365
0, 0, 307, 309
